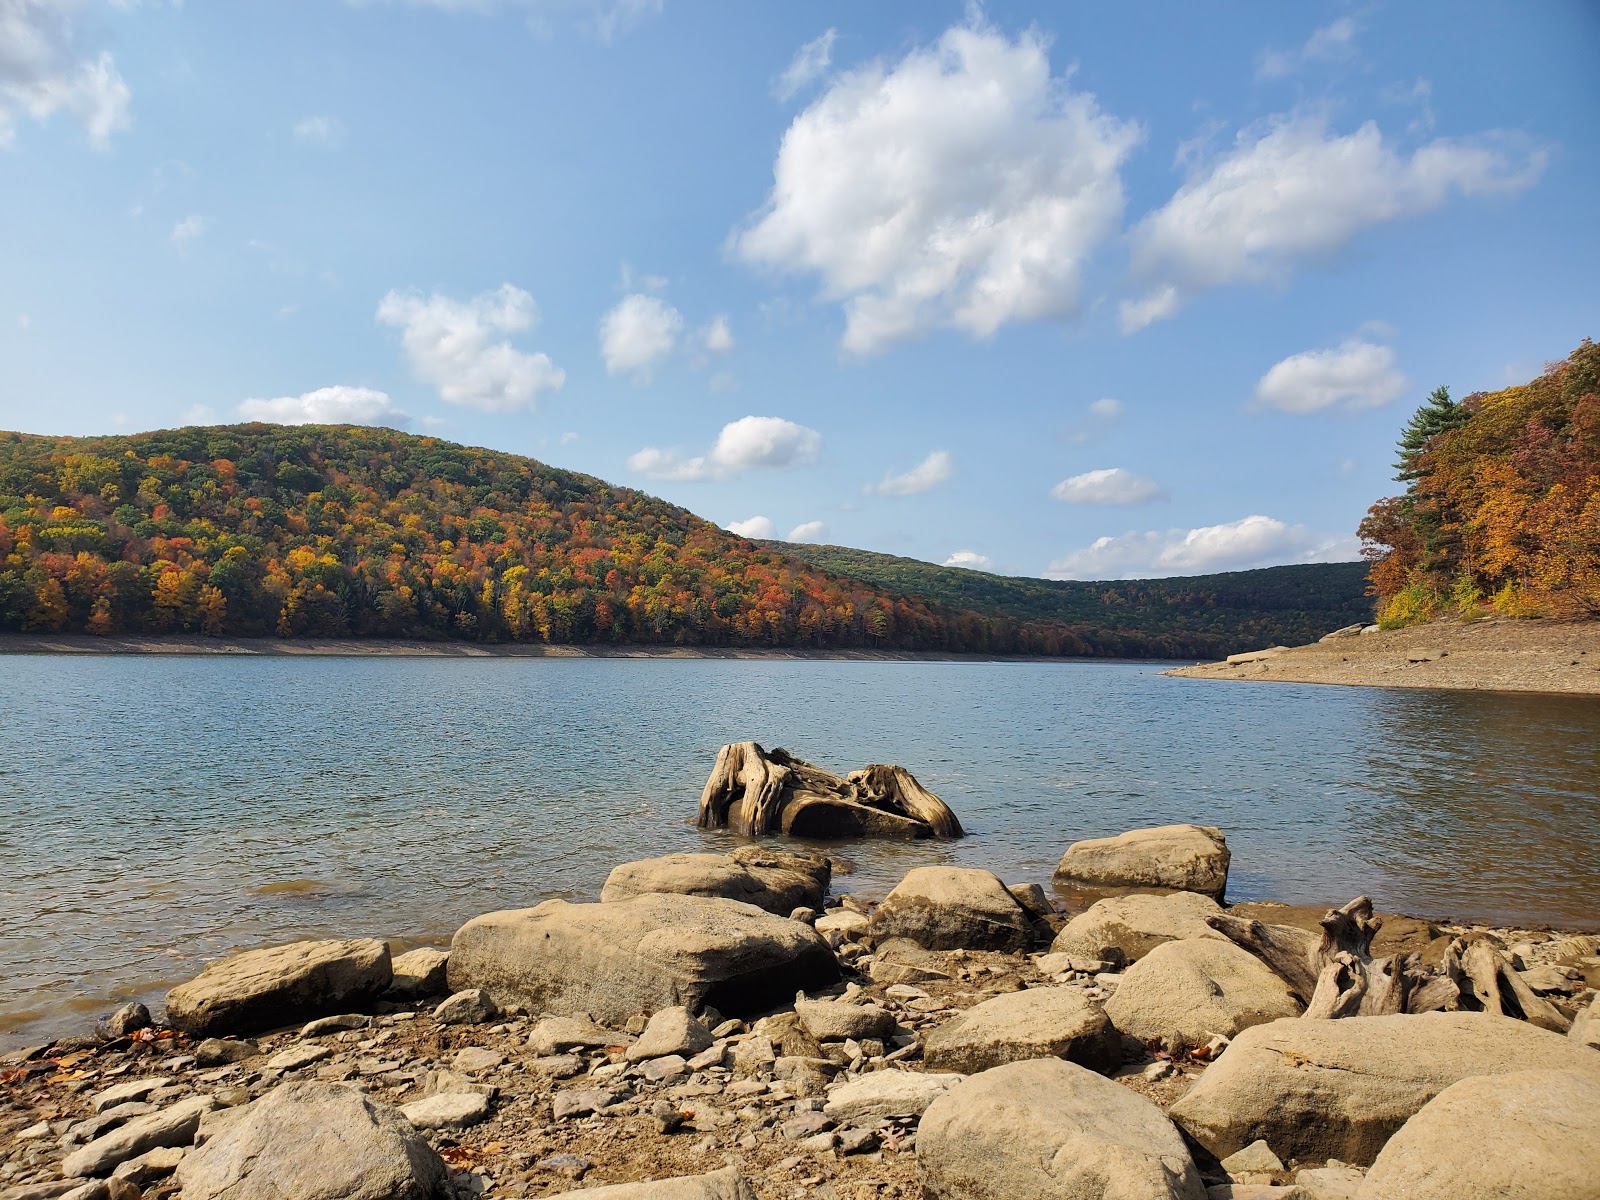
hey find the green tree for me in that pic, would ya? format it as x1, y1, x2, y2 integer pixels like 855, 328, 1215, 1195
1394, 386, 1471, 483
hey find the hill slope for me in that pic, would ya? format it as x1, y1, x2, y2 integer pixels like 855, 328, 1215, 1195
767, 544, 1372, 651
0, 423, 1230, 657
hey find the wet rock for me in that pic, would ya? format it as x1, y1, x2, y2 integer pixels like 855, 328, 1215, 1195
448, 893, 839, 1023
1051, 892, 1228, 967
62, 1096, 216, 1179
1106, 939, 1302, 1043
626, 1007, 714, 1062
600, 847, 830, 916
164, 938, 391, 1038
176, 1081, 449, 1200
193, 1038, 259, 1067
399, 1091, 492, 1131
1356, 1067, 1600, 1198
541, 1167, 758, 1199
793, 998, 894, 1043
1170, 1012, 1600, 1166
868, 867, 1032, 953
1053, 823, 1230, 901
919, 1058, 1206, 1199
924, 986, 1120, 1075
822, 1068, 964, 1123
388, 949, 450, 999
433, 988, 496, 1026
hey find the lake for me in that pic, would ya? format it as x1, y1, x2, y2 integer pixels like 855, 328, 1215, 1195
2, 654, 1597, 1049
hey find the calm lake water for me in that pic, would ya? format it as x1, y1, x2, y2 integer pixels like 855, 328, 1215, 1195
2, 654, 1598, 1049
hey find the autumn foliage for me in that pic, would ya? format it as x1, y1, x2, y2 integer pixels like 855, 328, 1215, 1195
0, 423, 1225, 656
1359, 339, 1600, 625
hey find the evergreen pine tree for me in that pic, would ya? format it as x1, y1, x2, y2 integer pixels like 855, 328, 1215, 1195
1394, 385, 1470, 482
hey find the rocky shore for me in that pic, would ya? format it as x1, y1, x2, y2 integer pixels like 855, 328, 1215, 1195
4, 829, 1598, 1200
1166, 617, 1600, 695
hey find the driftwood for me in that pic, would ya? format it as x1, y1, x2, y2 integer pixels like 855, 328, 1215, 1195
695, 742, 963, 841
1449, 937, 1570, 1033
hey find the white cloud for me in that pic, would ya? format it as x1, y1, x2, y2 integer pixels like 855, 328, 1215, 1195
726, 515, 776, 540
170, 214, 210, 251
558, 430, 579, 444
237, 385, 410, 428
1254, 338, 1407, 413
376, 283, 564, 411
1047, 514, 1359, 580
773, 28, 835, 101
1256, 17, 1360, 81
293, 115, 346, 149
944, 550, 993, 570
868, 450, 952, 497
600, 293, 683, 378
786, 520, 827, 542
734, 17, 1142, 355
1065, 397, 1124, 445
701, 315, 735, 354
0, 3, 131, 150
1050, 467, 1166, 506
16, 313, 30, 329
1124, 115, 1547, 330
628, 415, 822, 483
1088, 397, 1122, 419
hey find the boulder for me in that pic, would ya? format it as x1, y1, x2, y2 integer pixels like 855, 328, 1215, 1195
814, 909, 870, 939
1169, 1012, 1600, 1166
164, 939, 391, 1038
63, 1098, 215, 1179
432, 988, 496, 1026
543, 1168, 758, 1200
398, 1092, 491, 1131
447, 893, 839, 1023
1294, 1168, 1365, 1200
388, 949, 450, 999
1053, 824, 1230, 901
625, 1007, 714, 1062
793, 998, 894, 1043
1356, 1068, 1600, 1199
1571, 995, 1600, 1051
919, 1058, 1206, 1200
175, 1082, 449, 1200
1051, 892, 1228, 967
1106, 939, 1302, 1044
868, 867, 1032, 952
823, 1069, 965, 1124
924, 987, 1121, 1075
600, 847, 830, 916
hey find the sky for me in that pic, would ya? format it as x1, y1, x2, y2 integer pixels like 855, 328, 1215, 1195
2, 1, 1597, 580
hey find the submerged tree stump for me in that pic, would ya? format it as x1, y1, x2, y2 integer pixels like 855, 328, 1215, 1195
695, 742, 964, 841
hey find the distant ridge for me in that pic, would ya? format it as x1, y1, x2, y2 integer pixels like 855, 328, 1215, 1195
0, 423, 1367, 657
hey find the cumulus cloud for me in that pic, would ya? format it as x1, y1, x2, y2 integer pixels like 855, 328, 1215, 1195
629, 415, 823, 483
376, 283, 565, 411
734, 18, 1142, 355
1064, 397, 1124, 445
1256, 17, 1361, 81
701, 315, 735, 354
786, 520, 827, 542
1123, 115, 1547, 330
1254, 338, 1407, 413
726, 515, 776, 539
773, 27, 835, 101
237, 385, 410, 428
1047, 514, 1359, 580
293, 115, 346, 149
1050, 467, 1166, 506
944, 550, 993, 570
0, 2, 132, 149
868, 450, 952, 496
599, 293, 683, 378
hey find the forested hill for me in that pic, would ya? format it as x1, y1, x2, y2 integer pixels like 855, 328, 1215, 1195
1, 423, 1360, 658
765, 544, 1372, 650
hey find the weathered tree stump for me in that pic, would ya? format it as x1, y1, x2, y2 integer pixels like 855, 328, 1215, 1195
694, 742, 963, 841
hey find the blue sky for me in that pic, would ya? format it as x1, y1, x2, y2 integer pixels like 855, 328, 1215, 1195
3, 1, 1597, 579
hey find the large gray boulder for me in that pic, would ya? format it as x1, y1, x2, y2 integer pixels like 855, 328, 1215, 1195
1051, 891, 1227, 967
1170, 1012, 1600, 1166
543, 1168, 757, 1199
868, 866, 1031, 952
1356, 1068, 1600, 1199
1053, 824, 1230, 900
924, 987, 1121, 1075
919, 1058, 1206, 1200
1105, 938, 1301, 1044
174, 1082, 448, 1200
446, 893, 838, 1023
600, 846, 830, 915
164, 939, 391, 1038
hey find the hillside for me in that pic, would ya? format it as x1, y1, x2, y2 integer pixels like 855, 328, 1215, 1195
1360, 339, 1599, 624
0, 423, 1265, 659
767, 543, 1372, 651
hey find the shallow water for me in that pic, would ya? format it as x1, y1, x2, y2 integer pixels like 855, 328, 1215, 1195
2, 655, 1597, 1048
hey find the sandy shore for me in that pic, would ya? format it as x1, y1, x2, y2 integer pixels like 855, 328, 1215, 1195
1165, 617, 1600, 696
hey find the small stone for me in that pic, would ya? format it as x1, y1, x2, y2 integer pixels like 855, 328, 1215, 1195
800, 1131, 837, 1154
91, 1078, 171, 1114
836, 1127, 879, 1155
264, 1043, 332, 1073
433, 989, 496, 1026
535, 1153, 590, 1179
528, 1053, 586, 1078
109, 1146, 185, 1186
652, 1097, 686, 1134
62, 1097, 216, 1179
452, 1046, 506, 1074
712, 1019, 746, 1038
790, 907, 819, 924
688, 1042, 729, 1071
1142, 1061, 1174, 1082
398, 1091, 491, 1131
781, 1111, 834, 1140
99, 1004, 153, 1039
192, 1039, 258, 1067
625, 1007, 714, 1062
1222, 1140, 1285, 1177
642, 1054, 689, 1082
300, 1013, 370, 1038
551, 1088, 620, 1119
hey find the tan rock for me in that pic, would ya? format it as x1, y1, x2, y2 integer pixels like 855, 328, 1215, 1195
1051, 891, 1228, 967
868, 866, 1031, 952
599, 847, 829, 916
1053, 824, 1230, 900
1106, 938, 1302, 1044
164, 939, 391, 1038
542, 1167, 757, 1199
923, 987, 1120, 1075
